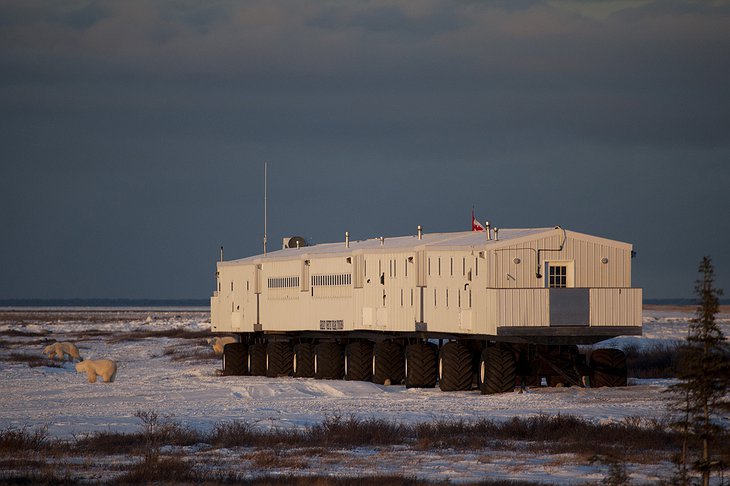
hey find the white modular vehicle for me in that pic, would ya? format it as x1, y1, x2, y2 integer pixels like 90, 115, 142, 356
211, 226, 641, 392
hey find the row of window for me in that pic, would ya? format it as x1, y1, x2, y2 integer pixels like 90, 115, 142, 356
312, 273, 352, 287
268, 276, 300, 289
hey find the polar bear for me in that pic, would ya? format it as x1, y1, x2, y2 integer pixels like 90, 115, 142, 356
75, 359, 117, 383
43, 342, 82, 362
207, 336, 238, 355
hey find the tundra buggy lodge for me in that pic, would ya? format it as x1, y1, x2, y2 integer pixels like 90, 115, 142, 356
211, 225, 641, 393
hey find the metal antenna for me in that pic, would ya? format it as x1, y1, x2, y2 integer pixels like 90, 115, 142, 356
263, 162, 268, 255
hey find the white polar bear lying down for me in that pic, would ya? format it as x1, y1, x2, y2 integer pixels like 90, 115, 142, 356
75, 359, 117, 383
43, 342, 82, 362
207, 336, 238, 355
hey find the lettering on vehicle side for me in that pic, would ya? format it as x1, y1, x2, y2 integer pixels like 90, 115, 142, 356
319, 319, 344, 330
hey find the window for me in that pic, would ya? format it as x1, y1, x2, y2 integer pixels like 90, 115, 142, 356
446, 289, 449, 307
548, 265, 568, 288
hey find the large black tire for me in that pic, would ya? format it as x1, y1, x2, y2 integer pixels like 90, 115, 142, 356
248, 343, 267, 376
266, 341, 293, 377
478, 346, 516, 394
293, 343, 315, 378
345, 341, 373, 381
438, 342, 473, 391
372, 341, 405, 385
222, 343, 247, 376
590, 348, 627, 387
314, 342, 344, 380
405, 342, 438, 388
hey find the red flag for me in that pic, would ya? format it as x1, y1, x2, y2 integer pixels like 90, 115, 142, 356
472, 209, 485, 231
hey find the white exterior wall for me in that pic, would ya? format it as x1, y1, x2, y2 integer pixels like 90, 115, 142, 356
487, 232, 631, 290
211, 263, 257, 333
210, 228, 640, 336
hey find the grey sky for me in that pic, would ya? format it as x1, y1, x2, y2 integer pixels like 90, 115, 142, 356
1, 0, 729, 299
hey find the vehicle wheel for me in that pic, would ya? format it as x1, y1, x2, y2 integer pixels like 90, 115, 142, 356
590, 348, 627, 387
248, 343, 267, 376
438, 342, 473, 391
405, 342, 438, 388
293, 343, 315, 378
372, 341, 405, 385
314, 342, 344, 380
345, 341, 373, 381
222, 343, 247, 376
478, 346, 516, 394
266, 341, 293, 377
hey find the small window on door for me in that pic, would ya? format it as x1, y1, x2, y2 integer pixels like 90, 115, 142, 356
545, 261, 574, 288
548, 265, 567, 288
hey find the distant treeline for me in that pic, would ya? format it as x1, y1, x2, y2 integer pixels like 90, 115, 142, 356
0, 299, 209, 307
644, 298, 730, 306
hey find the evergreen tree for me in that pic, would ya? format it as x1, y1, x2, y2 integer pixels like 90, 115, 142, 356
668, 256, 729, 486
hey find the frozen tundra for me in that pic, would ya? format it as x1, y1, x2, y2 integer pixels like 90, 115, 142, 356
210, 226, 641, 393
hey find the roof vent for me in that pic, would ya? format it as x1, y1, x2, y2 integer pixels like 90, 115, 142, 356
417, 225, 423, 240
283, 236, 307, 249
345, 231, 350, 248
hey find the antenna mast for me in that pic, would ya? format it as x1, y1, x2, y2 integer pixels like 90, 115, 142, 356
263, 162, 268, 255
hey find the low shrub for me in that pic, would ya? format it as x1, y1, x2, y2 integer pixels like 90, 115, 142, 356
308, 414, 406, 447
624, 343, 682, 378
0, 426, 49, 453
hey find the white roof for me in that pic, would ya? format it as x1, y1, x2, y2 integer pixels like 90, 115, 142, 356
221, 227, 602, 265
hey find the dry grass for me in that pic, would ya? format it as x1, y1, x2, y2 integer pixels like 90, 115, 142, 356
0, 328, 50, 337
108, 328, 210, 343
4, 413, 722, 485
0, 352, 62, 367
245, 449, 310, 470
163, 343, 217, 362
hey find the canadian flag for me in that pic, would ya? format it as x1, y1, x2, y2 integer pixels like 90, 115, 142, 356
472, 209, 485, 232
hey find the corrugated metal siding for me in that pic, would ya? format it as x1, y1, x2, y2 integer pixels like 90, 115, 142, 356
485, 288, 550, 328
590, 288, 642, 326
489, 233, 631, 289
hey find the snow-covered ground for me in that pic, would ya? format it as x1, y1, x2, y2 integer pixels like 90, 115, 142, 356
1, 306, 728, 484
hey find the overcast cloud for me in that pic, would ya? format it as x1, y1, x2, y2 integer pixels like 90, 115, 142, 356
1, 0, 729, 299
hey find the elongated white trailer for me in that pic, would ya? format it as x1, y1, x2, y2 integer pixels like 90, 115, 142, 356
210, 226, 641, 392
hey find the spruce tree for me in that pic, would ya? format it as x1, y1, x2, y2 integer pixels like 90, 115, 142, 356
668, 256, 729, 486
